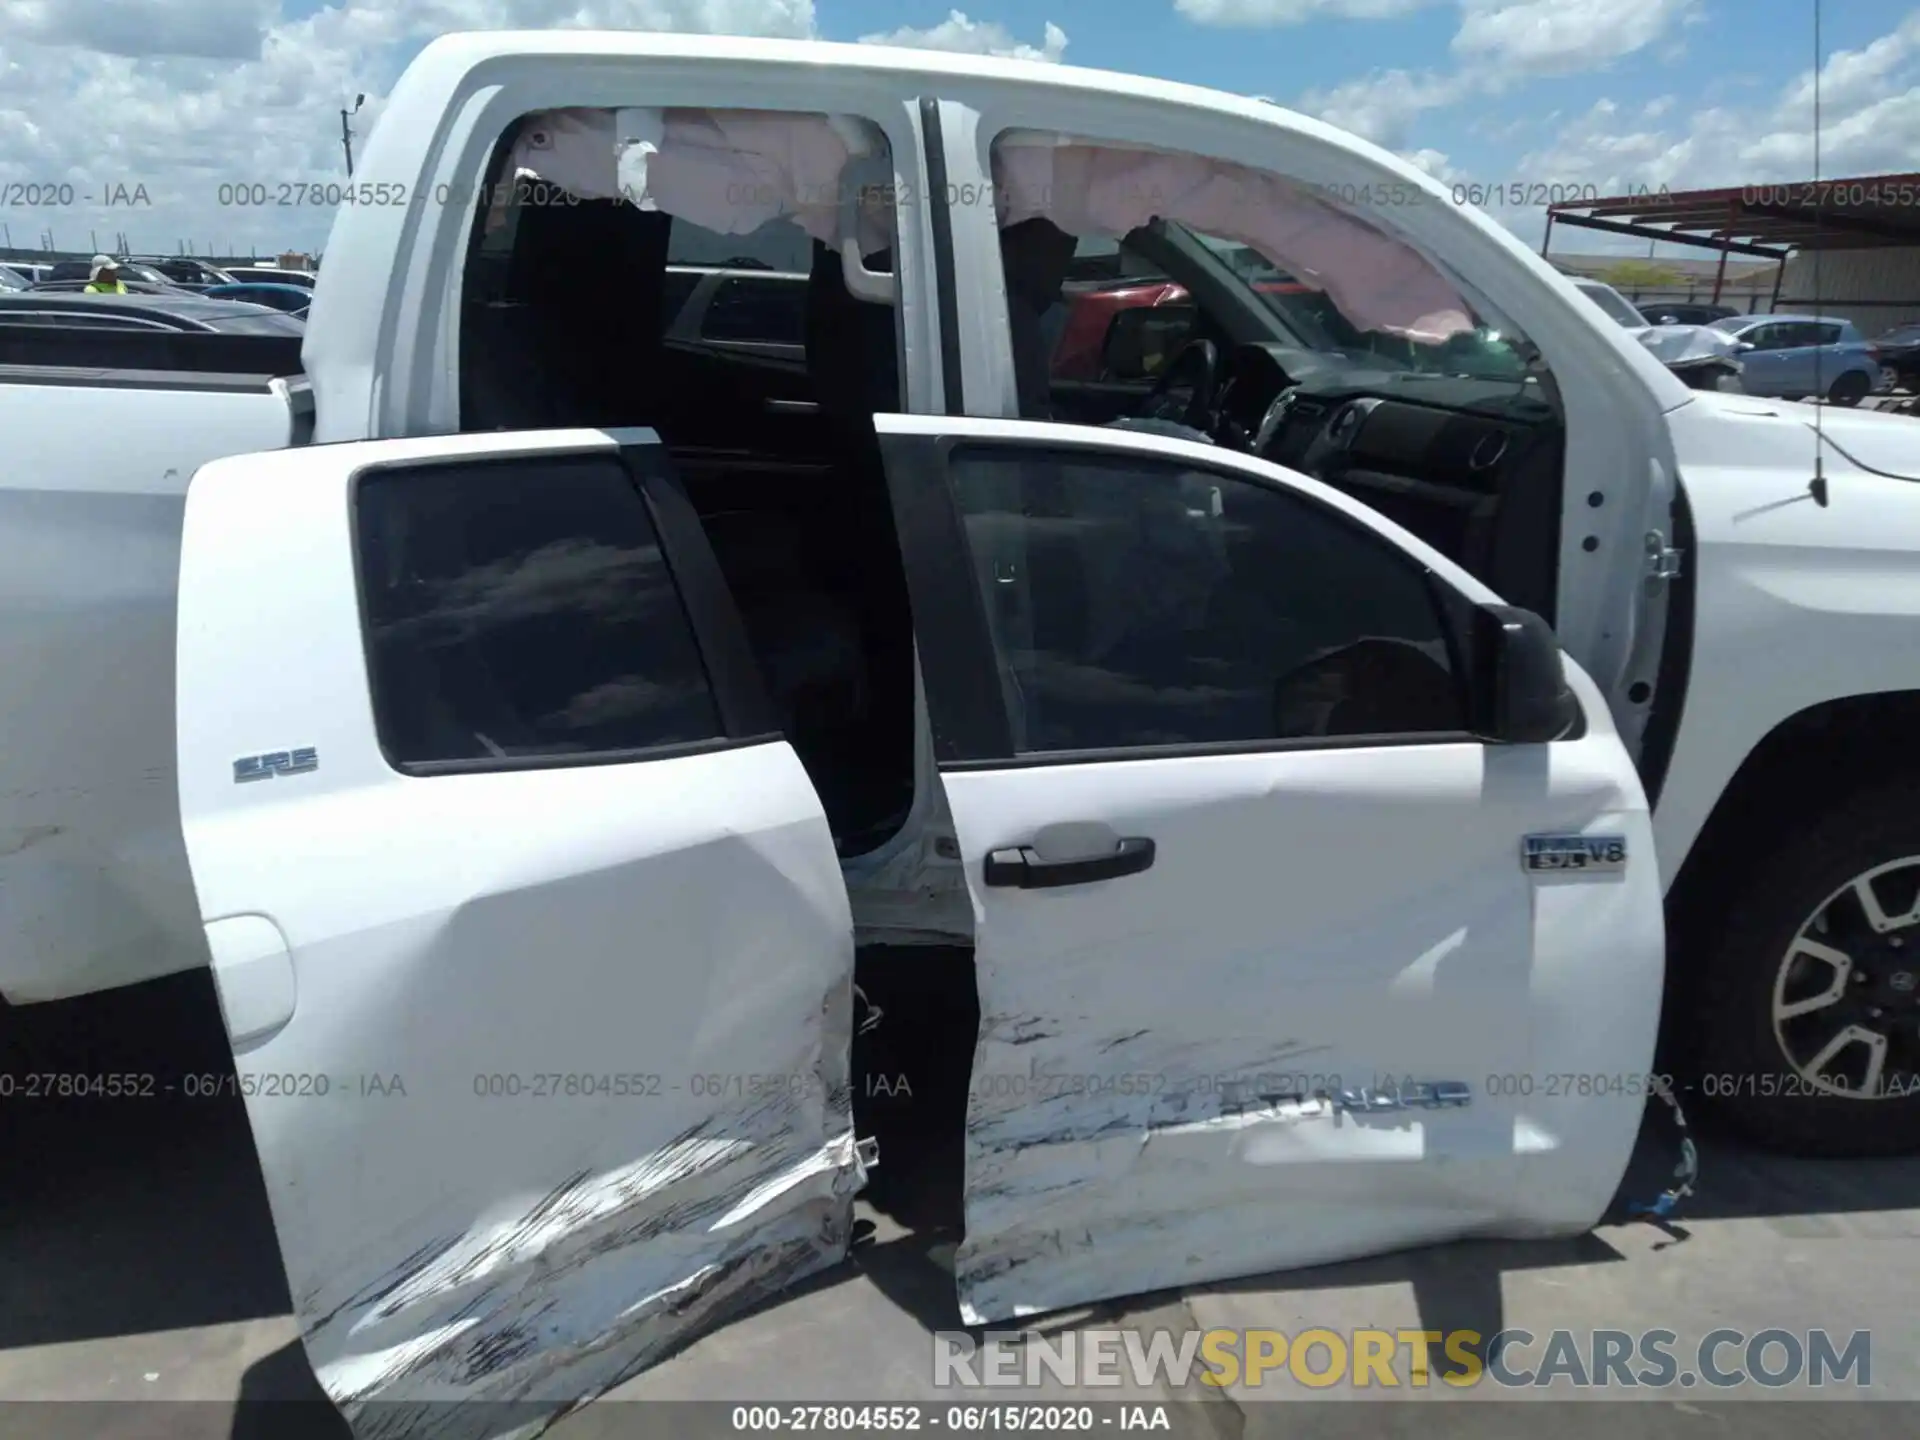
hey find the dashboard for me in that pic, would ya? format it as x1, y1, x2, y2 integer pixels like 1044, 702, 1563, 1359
1209, 342, 1566, 612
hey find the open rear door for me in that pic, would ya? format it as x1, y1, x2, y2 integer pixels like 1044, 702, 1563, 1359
175, 429, 862, 1434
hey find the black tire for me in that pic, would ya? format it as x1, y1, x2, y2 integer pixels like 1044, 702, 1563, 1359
1696, 780, 1920, 1156
1827, 370, 1871, 407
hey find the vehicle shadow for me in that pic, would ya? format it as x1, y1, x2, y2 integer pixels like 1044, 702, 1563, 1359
229, 1341, 348, 1440
0, 970, 292, 1352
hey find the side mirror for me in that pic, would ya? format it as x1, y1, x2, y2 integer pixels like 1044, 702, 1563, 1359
1102, 304, 1196, 381
1469, 604, 1579, 743
1734, 340, 1755, 353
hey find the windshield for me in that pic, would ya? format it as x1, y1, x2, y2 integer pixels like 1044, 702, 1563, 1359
1182, 225, 1531, 381
1709, 316, 1751, 333
1573, 281, 1646, 329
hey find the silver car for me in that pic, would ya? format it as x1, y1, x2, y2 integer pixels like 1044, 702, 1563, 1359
1709, 313, 1884, 406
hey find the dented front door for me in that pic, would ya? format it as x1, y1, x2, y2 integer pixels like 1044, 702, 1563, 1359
874, 415, 1665, 1326
175, 429, 862, 1436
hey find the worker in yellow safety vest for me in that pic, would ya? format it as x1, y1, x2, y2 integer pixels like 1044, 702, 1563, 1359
84, 255, 127, 294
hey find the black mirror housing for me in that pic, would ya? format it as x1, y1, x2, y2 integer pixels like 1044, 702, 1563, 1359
1469, 603, 1580, 743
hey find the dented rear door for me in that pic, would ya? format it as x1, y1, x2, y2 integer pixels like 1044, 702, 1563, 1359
175, 428, 861, 1436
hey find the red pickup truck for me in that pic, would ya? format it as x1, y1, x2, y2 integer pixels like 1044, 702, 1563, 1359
1050, 267, 1437, 382
1051, 274, 1329, 379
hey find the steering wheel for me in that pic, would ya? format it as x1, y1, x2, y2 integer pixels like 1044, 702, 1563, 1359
1140, 338, 1220, 431
1250, 388, 1297, 454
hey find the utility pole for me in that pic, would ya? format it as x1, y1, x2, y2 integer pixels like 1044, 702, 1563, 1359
340, 93, 366, 177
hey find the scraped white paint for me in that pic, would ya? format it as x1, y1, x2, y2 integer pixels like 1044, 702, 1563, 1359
887, 419, 1663, 1328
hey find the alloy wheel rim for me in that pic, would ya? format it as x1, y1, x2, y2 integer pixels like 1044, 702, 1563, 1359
1772, 857, 1920, 1100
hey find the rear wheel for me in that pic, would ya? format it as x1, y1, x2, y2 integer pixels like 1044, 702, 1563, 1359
1696, 782, 1920, 1155
1827, 370, 1871, 407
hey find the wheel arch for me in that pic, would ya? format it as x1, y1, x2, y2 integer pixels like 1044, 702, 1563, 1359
1664, 689, 1920, 1037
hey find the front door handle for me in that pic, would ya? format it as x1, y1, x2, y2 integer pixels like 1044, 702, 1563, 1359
983, 836, 1156, 889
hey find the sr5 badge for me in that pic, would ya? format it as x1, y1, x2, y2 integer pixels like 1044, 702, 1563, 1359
234, 747, 318, 783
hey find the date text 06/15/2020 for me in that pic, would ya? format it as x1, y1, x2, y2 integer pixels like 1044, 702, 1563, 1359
730, 1406, 1174, 1432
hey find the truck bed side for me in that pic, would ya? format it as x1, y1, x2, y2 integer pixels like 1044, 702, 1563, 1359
0, 370, 310, 1003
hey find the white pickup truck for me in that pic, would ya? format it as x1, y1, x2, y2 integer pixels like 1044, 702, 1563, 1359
7, 29, 1920, 1435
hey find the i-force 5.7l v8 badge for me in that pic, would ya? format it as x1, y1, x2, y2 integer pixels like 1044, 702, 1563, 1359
1522, 834, 1627, 874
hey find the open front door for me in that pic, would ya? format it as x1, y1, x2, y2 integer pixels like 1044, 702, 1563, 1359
874, 415, 1666, 1325
175, 429, 862, 1432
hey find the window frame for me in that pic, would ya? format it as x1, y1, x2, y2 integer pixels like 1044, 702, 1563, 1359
412, 74, 941, 440
885, 430, 1500, 771
698, 275, 809, 347
347, 443, 781, 779
455, 102, 917, 428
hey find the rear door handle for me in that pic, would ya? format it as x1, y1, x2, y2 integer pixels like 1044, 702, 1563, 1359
983, 837, 1156, 889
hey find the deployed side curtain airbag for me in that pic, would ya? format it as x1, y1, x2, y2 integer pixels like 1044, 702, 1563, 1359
507, 107, 894, 258
992, 140, 1472, 343
507, 109, 1474, 341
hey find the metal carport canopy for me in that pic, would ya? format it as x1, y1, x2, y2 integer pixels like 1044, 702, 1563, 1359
1542, 172, 1920, 303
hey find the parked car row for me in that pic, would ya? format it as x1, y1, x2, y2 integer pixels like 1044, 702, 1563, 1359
0, 256, 318, 293
1559, 281, 1900, 406
0, 292, 306, 335
0, 287, 309, 364
1625, 297, 1917, 406
0, 256, 313, 324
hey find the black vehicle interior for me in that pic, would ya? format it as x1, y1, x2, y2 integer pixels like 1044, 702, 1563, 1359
459, 155, 973, 1230
1003, 217, 1567, 622
460, 167, 920, 863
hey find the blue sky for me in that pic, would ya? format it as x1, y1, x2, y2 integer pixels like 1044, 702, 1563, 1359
3, 0, 1917, 256
848, 0, 1840, 103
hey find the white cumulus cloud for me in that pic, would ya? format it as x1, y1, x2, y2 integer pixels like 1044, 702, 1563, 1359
0, 0, 819, 254
858, 9, 1067, 61
1452, 0, 1701, 76
1293, 68, 1476, 149
1174, 0, 1436, 26
1289, 0, 1701, 163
